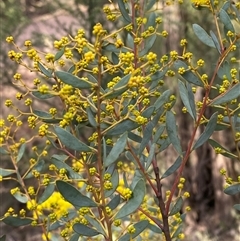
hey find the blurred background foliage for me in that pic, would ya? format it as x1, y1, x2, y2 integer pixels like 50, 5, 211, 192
0, 1, 239, 240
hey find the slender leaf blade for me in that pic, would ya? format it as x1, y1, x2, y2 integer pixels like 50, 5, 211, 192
55, 71, 93, 89
192, 112, 218, 150
166, 111, 182, 155
161, 155, 182, 179
104, 132, 128, 167
224, 183, 240, 195
54, 126, 91, 152
56, 180, 97, 207
115, 179, 145, 219
73, 223, 100, 237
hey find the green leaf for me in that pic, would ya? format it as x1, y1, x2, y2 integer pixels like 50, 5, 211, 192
166, 111, 182, 155
104, 132, 128, 167
12, 192, 28, 203
38, 184, 55, 204
107, 195, 121, 210
73, 223, 100, 237
104, 74, 131, 99
0, 235, 6, 241
56, 180, 97, 207
209, 30, 221, 54
33, 110, 52, 118
118, 220, 149, 241
161, 155, 182, 179
38, 62, 53, 78
69, 233, 80, 241
233, 204, 240, 211
174, 60, 203, 86
208, 139, 237, 159
128, 131, 142, 143
54, 47, 65, 61
16, 143, 26, 163
24, 160, 45, 179
192, 112, 218, 150
145, 143, 156, 170
104, 169, 119, 197
153, 125, 165, 143
51, 155, 82, 179
85, 216, 106, 236
0, 168, 15, 177
148, 223, 162, 233
55, 71, 93, 89
153, 90, 171, 110
146, 12, 156, 29
54, 126, 92, 152
219, 8, 235, 32
0, 147, 9, 155
138, 109, 163, 155
117, 0, 131, 23
169, 197, 183, 216
86, 107, 97, 127
142, 106, 155, 118
115, 179, 145, 219
32, 91, 55, 99
172, 224, 183, 238
139, 34, 157, 57
178, 80, 196, 120
217, 61, 231, 80
210, 83, 240, 105
224, 183, 240, 195
106, 119, 139, 136
144, 0, 156, 11
3, 216, 32, 227
192, 24, 215, 48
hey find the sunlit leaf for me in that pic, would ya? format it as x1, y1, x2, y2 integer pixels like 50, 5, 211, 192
192, 112, 218, 150
54, 47, 65, 61
174, 60, 203, 86
139, 35, 157, 57
219, 8, 235, 32
166, 111, 182, 155
153, 90, 171, 110
0, 168, 15, 177
178, 80, 196, 120
13, 192, 28, 203
85, 216, 106, 236
32, 91, 55, 99
106, 119, 139, 136
24, 160, 45, 179
117, 0, 131, 23
0, 147, 9, 155
104, 132, 128, 167
210, 30, 221, 54
16, 143, 26, 163
55, 71, 93, 89
38, 62, 53, 78
69, 233, 80, 241
192, 24, 215, 48
118, 220, 149, 241
115, 179, 145, 219
56, 180, 97, 207
73, 223, 100, 237
210, 83, 240, 105
208, 139, 237, 159
54, 126, 92, 152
